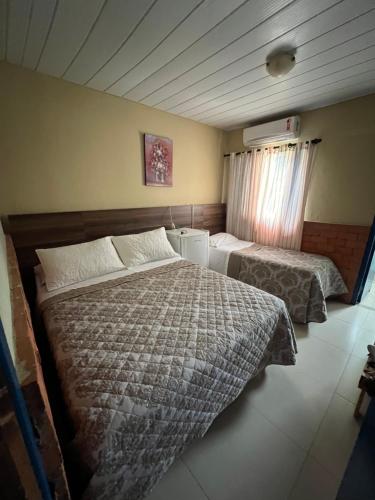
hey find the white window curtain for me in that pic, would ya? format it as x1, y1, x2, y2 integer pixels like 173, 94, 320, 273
226, 142, 318, 250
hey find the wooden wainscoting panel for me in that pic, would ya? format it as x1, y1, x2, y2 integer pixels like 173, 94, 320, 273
5, 211, 86, 248
193, 203, 226, 235
301, 221, 370, 303
82, 205, 193, 239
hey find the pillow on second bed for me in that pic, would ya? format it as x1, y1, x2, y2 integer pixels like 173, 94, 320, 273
112, 227, 178, 268
36, 236, 125, 291
209, 232, 239, 248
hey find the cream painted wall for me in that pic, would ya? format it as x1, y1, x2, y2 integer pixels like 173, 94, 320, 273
224, 94, 375, 226
1, 61, 373, 226
0, 62, 224, 214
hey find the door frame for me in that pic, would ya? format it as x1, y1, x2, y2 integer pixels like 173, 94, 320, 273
352, 216, 375, 304
0, 319, 53, 500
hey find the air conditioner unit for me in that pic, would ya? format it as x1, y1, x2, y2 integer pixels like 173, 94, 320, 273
243, 116, 300, 147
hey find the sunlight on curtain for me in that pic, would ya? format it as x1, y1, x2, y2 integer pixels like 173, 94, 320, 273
226, 142, 317, 250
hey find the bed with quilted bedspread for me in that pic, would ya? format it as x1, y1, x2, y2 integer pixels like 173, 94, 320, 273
39, 259, 296, 500
227, 244, 348, 323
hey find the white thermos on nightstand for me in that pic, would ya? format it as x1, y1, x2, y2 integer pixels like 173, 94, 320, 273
166, 228, 209, 267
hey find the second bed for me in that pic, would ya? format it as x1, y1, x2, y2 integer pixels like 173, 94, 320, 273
209, 233, 348, 324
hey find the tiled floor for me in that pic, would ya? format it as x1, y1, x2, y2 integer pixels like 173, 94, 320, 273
146, 296, 375, 500
361, 278, 375, 309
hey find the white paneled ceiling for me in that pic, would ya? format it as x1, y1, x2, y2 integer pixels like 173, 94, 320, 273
1, 0, 375, 129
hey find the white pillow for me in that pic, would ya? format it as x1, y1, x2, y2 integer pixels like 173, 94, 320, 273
209, 232, 239, 248
34, 264, 46, 285
36, 237, 125, 291
112, 227, 178, 268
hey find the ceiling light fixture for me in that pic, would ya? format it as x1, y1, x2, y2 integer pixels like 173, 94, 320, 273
266, 52, 296, 78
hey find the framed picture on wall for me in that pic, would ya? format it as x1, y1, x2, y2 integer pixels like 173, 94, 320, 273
144, 134, 173, 187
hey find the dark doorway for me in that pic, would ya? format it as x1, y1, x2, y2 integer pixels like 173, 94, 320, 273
353, 216, 375, 305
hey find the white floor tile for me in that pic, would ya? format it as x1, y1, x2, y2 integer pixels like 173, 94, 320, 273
144, 302, 367, 500
326, 301, 369, 327
182, 396, 305, 500
146, 459, 208, 500
308, 318, 362, 353
360, 284, 375, 309
245, 365, 333, 450
294, 334, 349, 389
293, 322, 309, 339
336, 354, 366, 404
288, 456, 340, 500
361, 309, 375, 333
310, 394, 361, 478
352, 328, 375, 358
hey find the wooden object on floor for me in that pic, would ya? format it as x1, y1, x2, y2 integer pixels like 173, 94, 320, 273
0, 415, 41, 500
354, 355, 375, 418
3, 236, 70, 499
354, 389, 367, 419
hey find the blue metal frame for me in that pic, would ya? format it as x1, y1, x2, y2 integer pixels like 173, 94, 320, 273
352, 216, 375, 304
0, 318, 53, 500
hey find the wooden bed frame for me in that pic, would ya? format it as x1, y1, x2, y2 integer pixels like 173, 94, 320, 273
2, 202, 226, 498
4, 236, 71, 499
3, 203, 226, 305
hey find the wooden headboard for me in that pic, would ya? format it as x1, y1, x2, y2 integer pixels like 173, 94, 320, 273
3, 203, 226, 303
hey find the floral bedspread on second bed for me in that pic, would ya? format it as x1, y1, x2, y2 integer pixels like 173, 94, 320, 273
227, 244, 348, 323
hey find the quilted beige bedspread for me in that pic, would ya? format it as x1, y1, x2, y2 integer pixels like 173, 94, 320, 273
227, 244, 348, 324
40, 260, 296, 500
